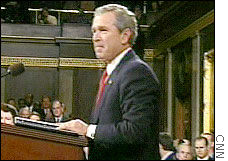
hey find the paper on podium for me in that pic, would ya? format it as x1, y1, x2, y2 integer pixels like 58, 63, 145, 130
14, 116, 79, 136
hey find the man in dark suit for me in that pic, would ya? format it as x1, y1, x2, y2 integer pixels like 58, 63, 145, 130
59, 4, 161, 160
159, 132, 177, 160
50, 100, 69, 123
194, 136, 214, 160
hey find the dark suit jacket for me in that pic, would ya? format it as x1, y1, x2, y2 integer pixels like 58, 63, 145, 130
89, 50, 161, 160
45, 115, 70, 123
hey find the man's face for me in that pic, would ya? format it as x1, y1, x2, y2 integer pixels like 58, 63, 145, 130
1, 110, 14, 125
8, 100, 16, 107
25, 94, 33, 106
18, 99, 26, 108
42, 97, 51, 109
42, 10, 48, 17
20, 108, 30, 118
177, 144, 192, 160
92, 12, 125, 63
52, 102, 63, 117
195, 139, 209, 159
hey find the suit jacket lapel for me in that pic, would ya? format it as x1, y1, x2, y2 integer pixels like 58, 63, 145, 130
90, 49, 137, 124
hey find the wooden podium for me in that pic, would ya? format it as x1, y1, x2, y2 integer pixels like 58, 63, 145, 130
1, 123, 89, 160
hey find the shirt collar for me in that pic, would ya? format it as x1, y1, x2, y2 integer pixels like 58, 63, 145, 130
106, 47, 132, 76
197, 156, 209, 160
55, 116, 63, 122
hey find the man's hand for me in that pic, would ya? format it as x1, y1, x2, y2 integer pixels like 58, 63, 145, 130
58, 119, 88, 136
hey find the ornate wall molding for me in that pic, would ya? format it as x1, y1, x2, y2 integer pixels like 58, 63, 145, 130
1, 56, 106, 68
59, 58, 106, 68
1, 56, 59, 67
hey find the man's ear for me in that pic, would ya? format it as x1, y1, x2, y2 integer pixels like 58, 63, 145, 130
121, 28, 131, 44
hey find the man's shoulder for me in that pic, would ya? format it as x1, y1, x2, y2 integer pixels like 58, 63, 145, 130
166, 152, 177, 160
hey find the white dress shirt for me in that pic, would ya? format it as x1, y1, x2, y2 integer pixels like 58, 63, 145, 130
197, 156, 210, 160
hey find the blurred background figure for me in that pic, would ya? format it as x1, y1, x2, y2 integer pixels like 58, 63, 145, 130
133, 5, 146, 60
134, 5, 147, 25
7, 98, 17, 109
176, 141, 193, 160
32, 101, 44, 118
159, 132, 177, 160
17, 98, 27, 112
24, 93, 34, 112
18, 107, 31, 118
38, 7, 57, 25
29, 111, 41, 121
6, 98, 18, 115
41, 95, 54, 121
201, 132, 215, 159
1, 103, 16, 125
51, 100, 69, 123
194, 136, 213, 160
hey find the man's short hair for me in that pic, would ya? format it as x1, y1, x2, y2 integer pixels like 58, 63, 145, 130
94, 4, 138, 46
201, 132, 214, 142
195, 136, 209, 146
159, 132, 175, 151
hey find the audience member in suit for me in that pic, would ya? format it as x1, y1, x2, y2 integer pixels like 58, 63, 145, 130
194, 136, 214, 160
59, 4, 161, 160
40, 95, 54, 122
201, 132, 215, 160
159, 132, 177, 160
176, 141, 193, 160
24, 93, 34, 113
32, 101, 43, 117
38, 7, 57, 25
48, 100, 69, 123
18, 98, 27, 111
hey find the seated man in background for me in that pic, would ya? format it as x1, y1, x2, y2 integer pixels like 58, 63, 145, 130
18, 98, 27, 112
201, 132, 215, 159
40, 95, 54, 122
49, 100, 69, 123
1, 103, 16, 125
38, 7, 57, 25
24, 93, 34, 113
29, 111, 41, 121
18, 107, 31, 118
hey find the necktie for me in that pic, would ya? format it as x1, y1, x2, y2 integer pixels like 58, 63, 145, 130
95, 70, 108, 108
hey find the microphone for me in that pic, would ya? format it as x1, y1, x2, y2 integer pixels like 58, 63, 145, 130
1, 63, 25, 78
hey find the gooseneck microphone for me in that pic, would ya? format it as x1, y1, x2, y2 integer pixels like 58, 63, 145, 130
1, 63, 25, 78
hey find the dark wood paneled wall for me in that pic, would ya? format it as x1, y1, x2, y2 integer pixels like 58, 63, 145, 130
1, 23, 100, 121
